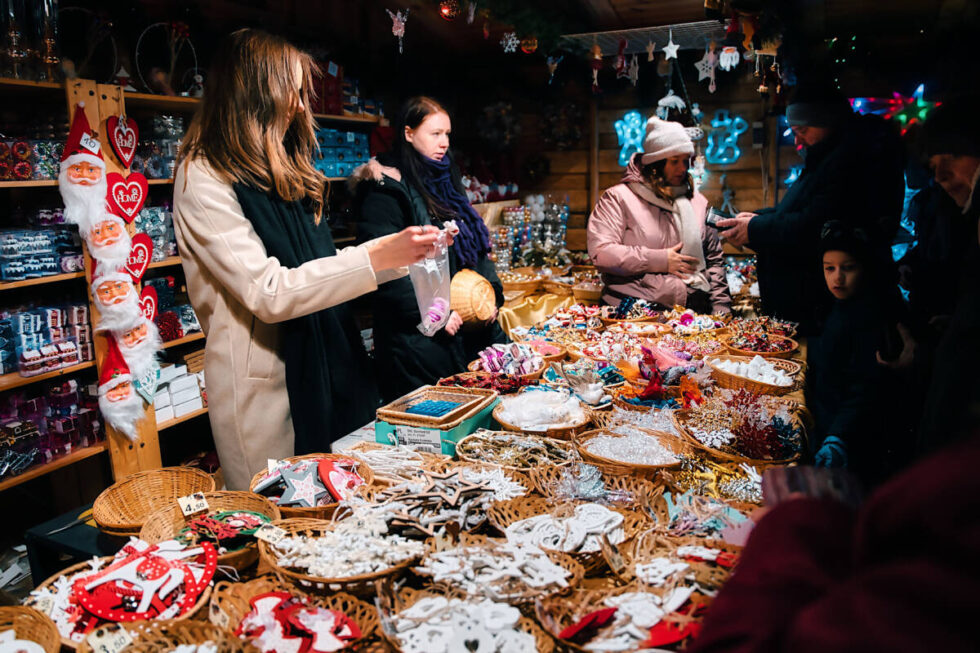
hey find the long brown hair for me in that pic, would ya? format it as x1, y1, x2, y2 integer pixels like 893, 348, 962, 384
179, 29, 326, 220
641, 159, 694, 203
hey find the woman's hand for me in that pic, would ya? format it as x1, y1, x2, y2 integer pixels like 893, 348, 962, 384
666, 243, 699, 277
366, 226, 441, 271
444, 311, 463, 335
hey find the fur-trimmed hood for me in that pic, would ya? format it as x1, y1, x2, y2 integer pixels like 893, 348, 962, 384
347, 158, 402, 192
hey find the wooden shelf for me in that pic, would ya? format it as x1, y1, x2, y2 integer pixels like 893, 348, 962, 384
148, 256, 182, 269
0, 77, 62, 93
314, 113, 380, 125
157, 406, 209, 431
124, 91, 200, 111
0, 361, 96, 393
147, 178, 174, 185
162, 332, 205, 349
0, 180, 59, 188
0, 271, 86, 290
0, 442, 108, 493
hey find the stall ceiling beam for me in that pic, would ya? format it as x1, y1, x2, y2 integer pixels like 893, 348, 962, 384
562, 20, 727, 55
580, 0, 620, 30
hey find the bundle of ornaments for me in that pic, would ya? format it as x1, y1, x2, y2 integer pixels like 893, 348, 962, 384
664, 308, 727, 335
253, 457, 366, 508
460, 174, 519, 204
473, 343, 544, 376
236, 591, 364, 652
58, 104, 160, 440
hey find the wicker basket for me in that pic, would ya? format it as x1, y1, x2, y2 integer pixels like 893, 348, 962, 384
450, 268, 498, 325
574, 428, 693, 479
76, 621, 257, 653
454, 430, 580, 472
529, 462, 660, 503
0, 606, 60, 653
436, 371, 532, 394
341, 440, 449, 486
258, 519, 420, 597
381, 586, 555, 653
598, 315, 659, 327
706, 355, 802, 396
377, 385, 499, 427
572, 284, 602, 303
248, 454, 375, 521
208, 576, 378, 647
541, 279, 573, 296
526, 341, 567, 364
139, 491, 281, 572
29, 557, 212, 651
492, 401, 591, 441
604, 320, 671, 336
93, 466, 216, 537
424, 458, 534, 499
500, 266, 541, 294
625, 531, 741, 594
485, 496, 649, 576
722, 335, 800, 359
467, 359, 545, 382
673, 409, 803, 466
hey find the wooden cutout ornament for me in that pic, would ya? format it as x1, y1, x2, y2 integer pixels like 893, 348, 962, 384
133, 363, 160, 404
106, 115, 139, 169
125, 232, 153, 283
139, 285, 158, 321
106, 171, 148, 223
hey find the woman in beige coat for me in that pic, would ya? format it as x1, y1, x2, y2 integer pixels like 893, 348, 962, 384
173, 30, 441, 490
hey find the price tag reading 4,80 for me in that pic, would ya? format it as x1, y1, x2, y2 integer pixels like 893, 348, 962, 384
177, 492, 210, 517
86, 626, 133, 653
254, 523, 288, 545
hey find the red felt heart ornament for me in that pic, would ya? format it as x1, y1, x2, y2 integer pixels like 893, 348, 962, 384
106, 115, 139, 168
318, 459, 364, 501
106, 171, 148, 223
125, 233, 154, 283
559, 607, 618, 643
139, 285, 158, 321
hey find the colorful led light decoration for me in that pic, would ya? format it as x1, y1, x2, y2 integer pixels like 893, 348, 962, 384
614, 110, 645, 167
849, 84, 940, 134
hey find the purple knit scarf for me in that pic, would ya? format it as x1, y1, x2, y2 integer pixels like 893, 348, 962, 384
419, 154, 490, 267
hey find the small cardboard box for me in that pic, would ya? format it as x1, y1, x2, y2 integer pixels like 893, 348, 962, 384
375, 397, 498, 456
173, 395, 204, 418
155, 404, 175, 423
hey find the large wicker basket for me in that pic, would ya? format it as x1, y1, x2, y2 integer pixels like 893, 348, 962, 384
248, 453, 375, 521
673, 409, 803, 466
76, 621, 257, 653
572, 284, 602, 303
454, 430, 580, 472
604, 320, 671, 335
500, 266, 541, 293
574, 428, 693, 479
93, 466, 216, 537
340, 440, 450, 486
529, 462, 660, 503
139, 491, 281, 572
424, 458, 534, 500
722, 334, 800, 359
705, 355, 802, 396
541, 278, 573, 296
492, 401, 591, 440
257, 519, 420, 597
450, 268, 498, 325
208, 576, 378, 648
0, 606, 60, 653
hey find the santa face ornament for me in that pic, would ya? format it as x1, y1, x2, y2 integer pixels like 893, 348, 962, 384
116, 318, 161, 377
92, 275, 142, 332
99, 378, 145, 439
86, 214, 132, 271
59, 162, 107, 229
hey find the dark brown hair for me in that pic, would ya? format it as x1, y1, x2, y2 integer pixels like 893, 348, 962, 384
641, 159, 694, 203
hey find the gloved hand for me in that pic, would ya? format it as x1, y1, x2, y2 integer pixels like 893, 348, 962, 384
814, 435, 848, 468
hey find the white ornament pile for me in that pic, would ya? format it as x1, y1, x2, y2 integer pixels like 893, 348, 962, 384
497, 389, 585, 431
710, 355, 793, 386
691, 426, 736, 449
343, 445, 431, 484
505, 503, 624, 553
393, 596, 534, 653
273, 528, 424, 578
583, 589, 695, 652
170, 645, 218, 653
459, 465, 527, 502
584, 427, 680, 466
607, 407, 680, 437
634, 557, 690, 587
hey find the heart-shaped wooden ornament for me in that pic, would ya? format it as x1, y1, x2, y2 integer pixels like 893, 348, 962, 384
106, 171, 148, 223
139, 285, 158, 321
106, 115, 139, 168
125, 233, 154, 284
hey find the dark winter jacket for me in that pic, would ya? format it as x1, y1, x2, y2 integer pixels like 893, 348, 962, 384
747, 115, 905, 334
352, 157, 508, 401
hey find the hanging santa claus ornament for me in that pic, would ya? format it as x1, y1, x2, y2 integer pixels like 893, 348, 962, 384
116, 317, 162, 379
83, 212, 133, 274
97, 336, 145, 439
590, 42, 603, 93
614, 39, 628, 78
59, 103, 107, 230
91, 266, 143, 332
719, 46, 740, 71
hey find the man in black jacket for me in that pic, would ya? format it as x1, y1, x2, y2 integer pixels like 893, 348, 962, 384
718, 82, 905, 334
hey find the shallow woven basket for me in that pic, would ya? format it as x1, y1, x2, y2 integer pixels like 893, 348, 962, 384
93, 466, 216, 537
572, 285, 602, 303
76, 621, 257, 653
454, 430, 580, 472
599, 315, 659, 327
341, 440, 449, 486
527, 341, 567, 364
451, 268, 498, 324
258, 518, 419, 597
29, 557, 212, 651
492, 401, 591, 441
706, 355, 802, 396
604, 320, 671, 336
467, 359, 545, 382
574, 428, 694, 479
139, 491, 281, 572
248, 453, 375, 520
485, 496, 650, 576
529, 462, 660, 503
209, 576, 378, 647
722, 334, 800, 359
0, 606, 60, 653
437, 371, 533, 394
500, 266, 541, 294
673, 409, 803, 466
541, 279, 573, 296
381, 586, 555, 653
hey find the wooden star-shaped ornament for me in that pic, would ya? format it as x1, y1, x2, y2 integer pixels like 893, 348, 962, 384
279, 467, 328, 507
663, 30, 679, 60
695, 51, 716, 81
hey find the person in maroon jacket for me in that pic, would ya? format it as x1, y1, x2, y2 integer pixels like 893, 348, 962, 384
687, 430, 980, 653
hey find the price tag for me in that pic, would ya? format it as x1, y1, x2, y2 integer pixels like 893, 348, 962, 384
254, 523, 288, 545
32, 596, 53, 616
210, 602, 231, 630
267, 458, 282, 474
86, 626, 133, 653
327, 61, 339, 77
79, 131, 101, 155
599, 534, 627, 577
177, 492, 209, 517
393, 425, 441, 454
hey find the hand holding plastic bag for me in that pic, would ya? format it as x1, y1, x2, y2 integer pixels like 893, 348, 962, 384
410, 221, 459, 337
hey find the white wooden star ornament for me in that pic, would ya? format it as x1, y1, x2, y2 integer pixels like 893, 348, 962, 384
663, 29, 679, 60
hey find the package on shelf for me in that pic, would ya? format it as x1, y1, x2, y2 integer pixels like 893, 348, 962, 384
312, 60, 344, 116
0, 301, 91, 376
154, 365, 204, 424
313, 127, 370, 177
132, 205, 178, 260
130, 115, 185, 180
176, 303, 202, 334
143, 275, 177, 309
0, 227, 84, 280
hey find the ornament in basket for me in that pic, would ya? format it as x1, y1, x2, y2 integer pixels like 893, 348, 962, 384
249, 454, 373, 521
493, 387, 591, 440
454, 429, 580, 471
706, 354, 801, 396
93, 466, 216, 537
77, 620, 259, 653
0, 606, 60, 653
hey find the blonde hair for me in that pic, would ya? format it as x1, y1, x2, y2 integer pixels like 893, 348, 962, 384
178, 29, 326, 220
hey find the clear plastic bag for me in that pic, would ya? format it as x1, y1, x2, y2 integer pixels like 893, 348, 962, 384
409, 222, 457, 337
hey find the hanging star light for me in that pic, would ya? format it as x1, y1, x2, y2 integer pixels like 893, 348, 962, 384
663, 29, 679, 60
850, 84, 940, 135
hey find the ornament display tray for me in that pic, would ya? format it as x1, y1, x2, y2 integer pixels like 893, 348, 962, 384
375, 385, 498, 427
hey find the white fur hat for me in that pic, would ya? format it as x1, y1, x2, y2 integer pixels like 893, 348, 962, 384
640, 117, 695, 164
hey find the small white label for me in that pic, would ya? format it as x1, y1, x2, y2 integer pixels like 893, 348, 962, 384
327, 61, 339, 77
267, 458, 281, 474
79, 132, 101, 154
600, 534, 627, 577
393, 425, 441, 453
86, 627, 133, 653
33, 596, 53, 615
346, 132, 356, 143
210, 602, 231, 629
254, 523, 288, 544
177, 492, 209, 517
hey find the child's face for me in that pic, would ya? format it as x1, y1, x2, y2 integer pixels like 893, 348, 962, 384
823, 250, 863, 300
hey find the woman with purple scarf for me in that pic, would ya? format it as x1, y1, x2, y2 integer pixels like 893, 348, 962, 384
353, 96, 508, 400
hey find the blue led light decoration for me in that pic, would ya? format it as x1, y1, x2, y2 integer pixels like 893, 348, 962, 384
705, 109, 748, 165
784, 165, 803, 187
614, 110, 644, 167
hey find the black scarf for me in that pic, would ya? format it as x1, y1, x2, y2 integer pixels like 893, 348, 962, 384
232, 183, 378, 454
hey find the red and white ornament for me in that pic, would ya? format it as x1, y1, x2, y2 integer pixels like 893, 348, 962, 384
124, 232, 153, 284
106, 171, 148, 223
106, 114, 139, 169
59, 103, 108, 230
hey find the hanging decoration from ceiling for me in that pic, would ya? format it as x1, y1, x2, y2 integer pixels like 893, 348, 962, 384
467, 1, 478, 23
691, 155, 708, 190
694, 45, 718, 93
705, 110, 748, 165
614, 111, 645, 167
590, 42, 603, 93
439, 0, 461, 20
655, 90, 687, 121
646, 41, 656, 62
718, 46, 740, 71
662, 29, 679, 60
520, 36, 539, 54
501, 31, 519, 53
614, 39, 629, 79
387, 9, 409, 54
546, 55, 563, 84
849, 84, 940, 135
628, 54, 639, 86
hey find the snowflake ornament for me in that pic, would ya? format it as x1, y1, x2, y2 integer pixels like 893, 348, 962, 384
501, 32, 519, 53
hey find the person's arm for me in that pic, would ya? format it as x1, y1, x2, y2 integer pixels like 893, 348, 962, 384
702, 222, 732, 314
174, 160, 382, 324
588, 189, 674, 275
824, 324, 882, 449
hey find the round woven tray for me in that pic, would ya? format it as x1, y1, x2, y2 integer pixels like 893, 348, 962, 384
341, 440, 449, 486
493, 401, 591, 441
722, 335, 800, 359
454, 430, 580, 472
381, 585, 555, 653
209, 576, 378, 648
0, 606, 60, 653
467, 359, 545, 382
705, 355, 801, 396
574, 428, 693, 479
572, 285, 602, 303
604, 320, 671, 336
257, 518, 420, 597
138, 491, 281, 572
29, 557, 212, 651
93, 466, 216, 537
672, 409, 803, 466
77, 621, 257, 653
436, 370, 532, 394
424, 458, 534, 499
248, 454, 375, 521
599, 315, 659, 327
529, 462, 660, 503
527, 341, 568, 364
485, 496, 650, 576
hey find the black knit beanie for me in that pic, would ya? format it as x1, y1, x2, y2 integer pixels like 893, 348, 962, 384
786, 80, 852, 128
922, 97, 980, 158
